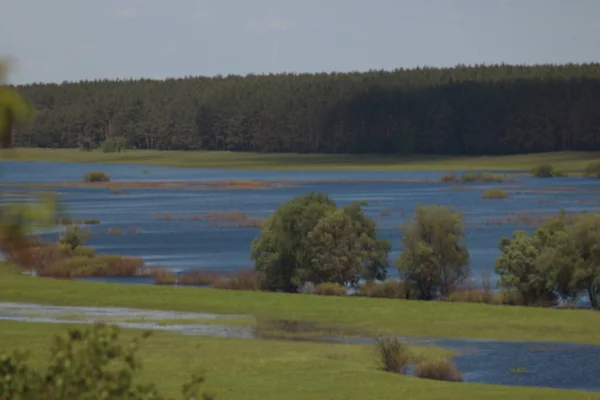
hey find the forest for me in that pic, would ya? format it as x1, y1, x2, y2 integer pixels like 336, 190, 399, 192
10, 63, 600, 154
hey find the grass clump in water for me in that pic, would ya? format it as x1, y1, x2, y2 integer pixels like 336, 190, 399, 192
440, 173, 459, 183
83, 171, 110, 182
414, 358, 464, 382
481, 189, 508, 199
375, 335, 411, 374
532, 164, 566, 178
314, 282, 347, 296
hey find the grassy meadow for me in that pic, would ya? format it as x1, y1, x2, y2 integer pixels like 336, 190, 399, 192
1, 148, 599, 172
1, 264, 599, 345
2, 319, 596, 400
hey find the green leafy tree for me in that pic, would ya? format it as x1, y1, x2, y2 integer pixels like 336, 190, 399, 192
0, 324, 213, 400
397, 205, 470, 300
304, 205, 390, 287
570, 214, 600, 308
251, 193, 389, 292
102, 136, 127, 153
494, 228, 560, 306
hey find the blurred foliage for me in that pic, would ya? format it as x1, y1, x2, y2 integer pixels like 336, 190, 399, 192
0, 323, 213, 399
0, 60, 58, 263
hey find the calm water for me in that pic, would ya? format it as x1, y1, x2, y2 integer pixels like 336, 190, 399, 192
1, 161, 599, 281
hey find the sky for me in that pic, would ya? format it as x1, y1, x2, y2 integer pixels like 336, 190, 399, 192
1, 0, 600, 84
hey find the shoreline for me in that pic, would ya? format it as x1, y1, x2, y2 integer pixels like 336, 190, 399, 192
1, 148, 597, 172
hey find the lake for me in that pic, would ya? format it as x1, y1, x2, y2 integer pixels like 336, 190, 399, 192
1, 161, 599, 282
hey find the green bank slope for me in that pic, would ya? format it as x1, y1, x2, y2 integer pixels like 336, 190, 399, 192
2, 148, 599, 172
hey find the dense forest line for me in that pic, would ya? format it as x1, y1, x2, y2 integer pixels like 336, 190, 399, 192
11, 63, 600, 154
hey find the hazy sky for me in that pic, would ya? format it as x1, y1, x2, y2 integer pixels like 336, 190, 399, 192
2, 0, 600, 84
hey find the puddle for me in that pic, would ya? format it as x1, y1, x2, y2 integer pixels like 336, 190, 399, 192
0, 302, 254, 339
1, 301, 599, 392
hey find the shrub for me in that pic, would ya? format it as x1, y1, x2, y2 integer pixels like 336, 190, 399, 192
481, 189, 508, 199
479, 173, 505, 182
178, 270, 220, 285
375, 335, 411, 373
460, 172, 479, 183
83, 171, 110, 182
82, 219, 100, 225
440, 173, 458, 183
59, 225, 90, 250
314, 282, 347, 296
0, 324, 213, 400
211, 268, 266, 291
532, 164, 566, 178
40, 256, 109, 278
101, 136, 127, 153
358, 280, 410, 299
148, 267, 177, 285
97, 255, 144, 276
414, 358, 463, 382
584, 161, 600, 178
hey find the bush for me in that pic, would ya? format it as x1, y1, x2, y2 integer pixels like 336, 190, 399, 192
584, 161, 600, 178
414, 358, 463, 382
440, 173, 458, 183
178, 270, 220, 285
532, 164, 566, 178
148, 267, 177, 284
314, 282, 347, 296
460, 172, 479, 183
375, 335, 411, 373
358, 280, 410, 299
59, 225, 90, 250
211, 268, 266, 291
459, 172, 504, 183
0, 324, 213, 400
83, 171, 110, 182
97, 255, 144, 276
82, 219, 100, 225
39, 254, 143, 278
101, 136, 127, 153
481, 189, 508, 199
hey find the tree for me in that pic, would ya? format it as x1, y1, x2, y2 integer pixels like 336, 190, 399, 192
251, 193, 389, 292
570, 214, 600, 308
0, 323, 213, 400
397, 205, 470, 300
304, 205, 390, 287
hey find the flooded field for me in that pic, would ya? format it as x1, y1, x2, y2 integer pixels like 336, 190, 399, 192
1, 160, 599, 281
1, 301, 598, 392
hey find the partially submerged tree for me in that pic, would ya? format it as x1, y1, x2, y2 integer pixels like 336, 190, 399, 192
251, 192, 390, 292
397, 205, 470, 300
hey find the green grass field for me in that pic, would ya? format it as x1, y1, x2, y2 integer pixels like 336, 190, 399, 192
2, 148, 599, 172
1, 265, 599, 345
2, 319, 595, 400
